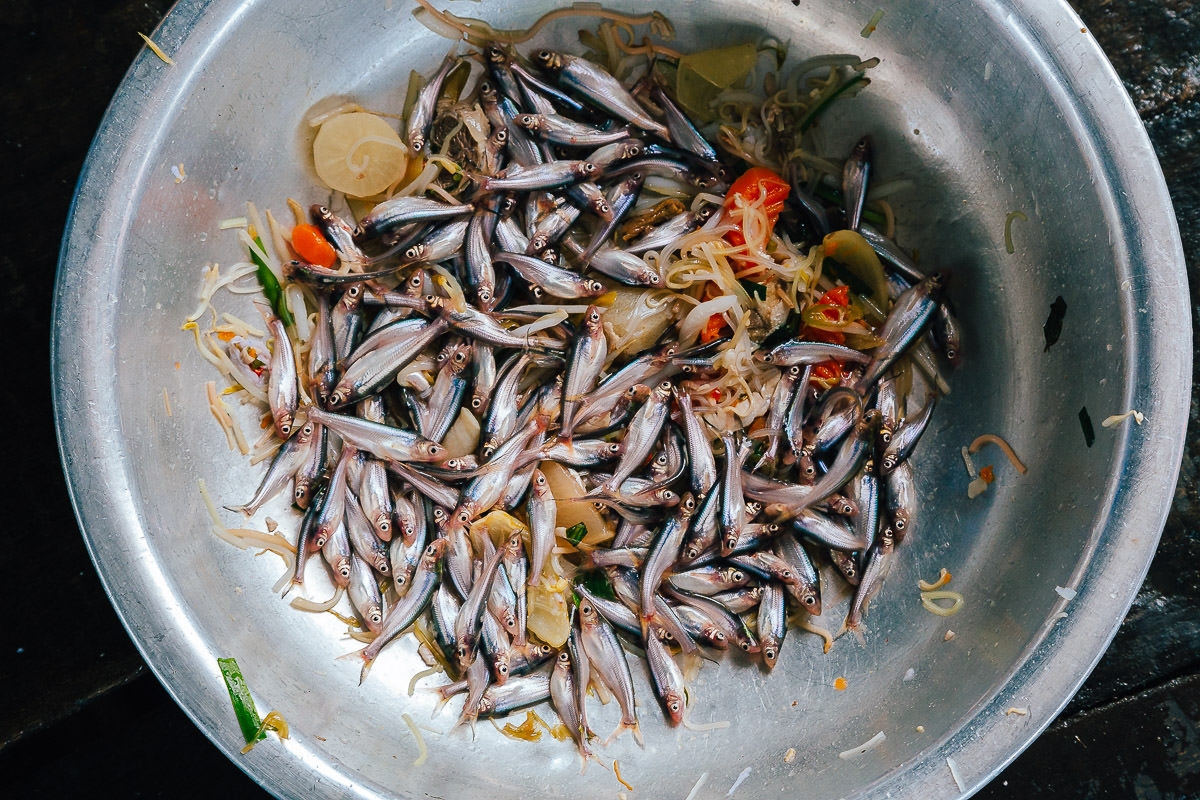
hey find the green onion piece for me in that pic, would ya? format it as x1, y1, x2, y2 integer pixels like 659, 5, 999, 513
861, 9, 885, 38
565, 522, 587, 545
1004, 210, 1028, 255
739, 279, 767, 301
810, 184, 886, 227
798, 73, 868, 134
217, 657, 266, 745
580, 569, 617, 601
249, 234, 295, 326
402, 70, 422, 124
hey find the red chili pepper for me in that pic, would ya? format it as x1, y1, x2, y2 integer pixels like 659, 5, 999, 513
813, 361, 841, 384
700, 313, 729, 344
292, 223, 337, 268
819, 285, 851, 307
723, 166, 790, 249
710, 388, 723, 402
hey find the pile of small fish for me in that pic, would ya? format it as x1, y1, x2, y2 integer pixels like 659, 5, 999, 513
208, 32, 957, 764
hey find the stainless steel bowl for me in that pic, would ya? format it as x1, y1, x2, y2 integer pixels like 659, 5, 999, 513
52, 0, 1189, 797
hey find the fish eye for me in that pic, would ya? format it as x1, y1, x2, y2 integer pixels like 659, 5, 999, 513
582, 162, 596, 173
592, 501, 605, 511
740, 641, 751, 651
732, 570, 745, 582
589, 310, 600, 322
318, 205, 330, 215
471, 397, 483, 409
498, 664, 508, 675
804, 595, 816, 606
519, 114, 535, 126
537, 50, 552, 60
405, 246, 421, 260
669, 701, 680, 713
457, 510, 470, 523
558, 651, 570, 663
535, 474, 546, 485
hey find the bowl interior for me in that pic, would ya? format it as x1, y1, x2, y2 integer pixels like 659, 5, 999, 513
56, 0, 1185, 797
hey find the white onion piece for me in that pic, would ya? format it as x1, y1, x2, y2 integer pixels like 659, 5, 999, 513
678, 294, 737, 346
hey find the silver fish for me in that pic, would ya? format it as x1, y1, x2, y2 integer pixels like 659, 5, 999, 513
534, 50, 669, 139
408, 49, 460, 152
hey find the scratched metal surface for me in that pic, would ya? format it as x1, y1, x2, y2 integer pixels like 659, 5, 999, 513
4, 0, 1198, 797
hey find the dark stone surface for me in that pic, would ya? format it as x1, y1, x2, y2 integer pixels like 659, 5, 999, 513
2, 0, 1197, 795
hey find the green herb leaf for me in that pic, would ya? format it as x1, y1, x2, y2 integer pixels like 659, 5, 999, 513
565, 522, 587, 545
217, 657, 266, 745
249, 234, 295, 326
798, 73, 868, 134
580, 569, 617, 601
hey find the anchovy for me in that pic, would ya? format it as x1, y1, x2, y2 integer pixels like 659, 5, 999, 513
436, 301, 566, 351
576, 596, 642, 745
842, 135, 872, 231
593, 380, 672, 497
757, 581, 787, 670
584, 138, 644, 171
344, 490, 391, 575
881, 394, 937, 474
306, 406, 446, 463
481, 160, 597, 193
550, 648, 593, 767
518, 113, 631, 147
535, 49, 669, 139
347, 553, 384, 633
639, 493, 696, 634
885, 458, 917, 539
559, 305, 608, 439
356, 538, 445, 683
855, 275, 941, 392
846, 527, 896, 633
720, 435, 751, 555
526, 468, 556, 584
493, 251, 607, 299
225, 419, 317, 516
263, 309, 299, 438
408, 50, 460, 152
465, 202, 499, 310
754, 339, 874, 367
355, 197, 474, 240
330, 316, 451, 407
453, 533, 516, 671
312, 205, 367, 266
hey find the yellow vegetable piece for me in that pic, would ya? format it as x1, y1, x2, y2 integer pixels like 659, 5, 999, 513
602, 288, 677, 359
539, 461, 613, 544
821, 230, 890, 308
675, 42, 758, 121
441, 409, 480, 458
469, 509, 529, 552
527, 582, 570, 647
312, 112, 409, 198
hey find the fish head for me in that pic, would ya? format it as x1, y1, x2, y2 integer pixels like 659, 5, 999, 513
417, 440, 447, 461
583, 305, 604, 335
533, 49, 563, 71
